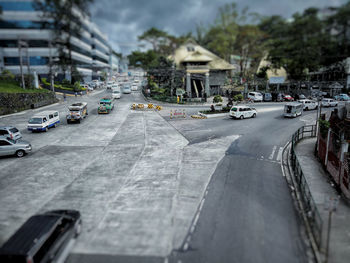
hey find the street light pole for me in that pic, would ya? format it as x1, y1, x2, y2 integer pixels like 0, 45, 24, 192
18, 40, 25, 89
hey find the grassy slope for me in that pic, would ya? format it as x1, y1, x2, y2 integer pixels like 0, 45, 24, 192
0, 81, 49, 94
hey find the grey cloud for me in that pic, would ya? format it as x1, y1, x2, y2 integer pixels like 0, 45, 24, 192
90, 0, 347, 55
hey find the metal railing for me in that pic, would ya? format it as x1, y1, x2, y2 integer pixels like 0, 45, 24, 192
290, 125, 323, 248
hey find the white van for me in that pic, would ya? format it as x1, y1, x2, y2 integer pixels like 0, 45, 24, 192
248, 92, 263, 102
229, 105, 257, 119
27, 111, 60, 132
298, 99, 318, 110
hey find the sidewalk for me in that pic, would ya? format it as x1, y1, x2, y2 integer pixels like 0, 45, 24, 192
295, 138, 350, 263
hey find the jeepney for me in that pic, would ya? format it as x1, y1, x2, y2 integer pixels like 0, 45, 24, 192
66, 102, 88, 123
284, 102, 303, 118
98, 97, 114, 114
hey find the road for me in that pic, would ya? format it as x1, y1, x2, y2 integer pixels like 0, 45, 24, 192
0, 90, 336, 262
164, 105, 313, 263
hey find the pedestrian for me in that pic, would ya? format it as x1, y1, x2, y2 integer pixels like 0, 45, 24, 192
75, 92, 77, 98
63, 93, 66, 102
80, 91, 82, 96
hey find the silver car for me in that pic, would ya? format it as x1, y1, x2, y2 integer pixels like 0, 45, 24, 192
0, 137, 32, 158
0, 126, 22, 140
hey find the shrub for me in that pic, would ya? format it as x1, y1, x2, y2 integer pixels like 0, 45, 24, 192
233, 94, 243, 101
73, 82, 81, 92
319, 119, 330, 138
213, 95, 223, 103
0, 70, 15, 81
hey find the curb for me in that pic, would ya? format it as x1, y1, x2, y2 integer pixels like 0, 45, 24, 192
281, 142, 322, 263
198, 112, 228, 118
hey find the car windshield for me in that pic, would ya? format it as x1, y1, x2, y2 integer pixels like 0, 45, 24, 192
113, 91, 120, 94
29, 118, 43, 124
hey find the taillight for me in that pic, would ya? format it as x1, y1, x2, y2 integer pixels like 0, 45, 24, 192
10, 134, 13, 139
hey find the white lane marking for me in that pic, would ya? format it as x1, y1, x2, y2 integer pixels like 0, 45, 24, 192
276, 147, 283, 161
269, 146, 277, 160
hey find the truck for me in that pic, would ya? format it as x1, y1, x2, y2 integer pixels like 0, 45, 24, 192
98, 97, 114, 114
66, 102, 88, 123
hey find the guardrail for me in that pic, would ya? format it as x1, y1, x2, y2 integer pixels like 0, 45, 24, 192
289, 125, 323, 248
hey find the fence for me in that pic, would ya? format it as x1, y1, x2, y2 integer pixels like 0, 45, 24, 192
290, 125, 323, 248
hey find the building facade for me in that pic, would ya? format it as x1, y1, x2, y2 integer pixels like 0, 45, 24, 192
0, 0, 118, 82
171, 40, 235, 98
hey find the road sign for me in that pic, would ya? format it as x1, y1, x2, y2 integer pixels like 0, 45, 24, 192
269, 77, 285, 84
176, 89, 185, 96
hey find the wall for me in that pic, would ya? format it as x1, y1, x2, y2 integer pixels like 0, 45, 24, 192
0, 92, 58, 115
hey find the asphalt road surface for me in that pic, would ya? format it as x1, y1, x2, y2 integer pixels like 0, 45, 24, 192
0, 91, 337, 263
165, 105, 314, 263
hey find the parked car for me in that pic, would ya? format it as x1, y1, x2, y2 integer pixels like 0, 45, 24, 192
0, 210, 82, 263
298, 99, 318, 110
298, 94, 306, 99
27, 111, 60, 132
322, 98, 338, 107
0, 136, 31, 157
229, 105, 257, 119
284, 102, 303, 118
283, 94, 294, 101
248, 92, 263, 102
263, 93, 272, 102
334, 94, 350, 101
131, 84, 138, 91
0, 126, 22, 140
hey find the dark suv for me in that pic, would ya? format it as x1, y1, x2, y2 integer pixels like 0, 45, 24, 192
0, 210, 82, 263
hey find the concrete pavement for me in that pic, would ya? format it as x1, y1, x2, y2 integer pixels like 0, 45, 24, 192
0, 90, 238, 261
295, 138, 350, 263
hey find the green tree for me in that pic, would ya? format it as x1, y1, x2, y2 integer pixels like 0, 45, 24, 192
138, 27, 168, 52
127, 50, 159, 69
234, 24, 265, 79
261, 8, 327, 79
34, 0, 94, 84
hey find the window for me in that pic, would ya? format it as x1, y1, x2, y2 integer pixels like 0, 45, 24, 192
54, 112, 58, 117
9, 128, 18, 133
43, 118, 47, 122
49, 115, 53, 119
0, 140, 11, 146
4, 56, 49, 66
239, 108, 244, 112
0, 2, 35, 11
0, 130, 9, 135
29, 118, 43, 124
0, 20, 52, 29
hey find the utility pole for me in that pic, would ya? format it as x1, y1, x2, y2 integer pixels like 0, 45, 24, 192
48, 40, 54, 92
18, 40, 25, 89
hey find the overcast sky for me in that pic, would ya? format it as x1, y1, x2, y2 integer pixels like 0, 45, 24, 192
90, 0, 347, 55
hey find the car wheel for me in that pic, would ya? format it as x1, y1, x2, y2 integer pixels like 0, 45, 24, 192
240, 115, 244, 120
53, 123, 57, 128
305, 107, 308, 111
45, 127, 48, 132
252, 113, 256, 118
16, 150, 25, 158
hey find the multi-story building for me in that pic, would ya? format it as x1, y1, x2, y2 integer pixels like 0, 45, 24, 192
0, 0, 117, 82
